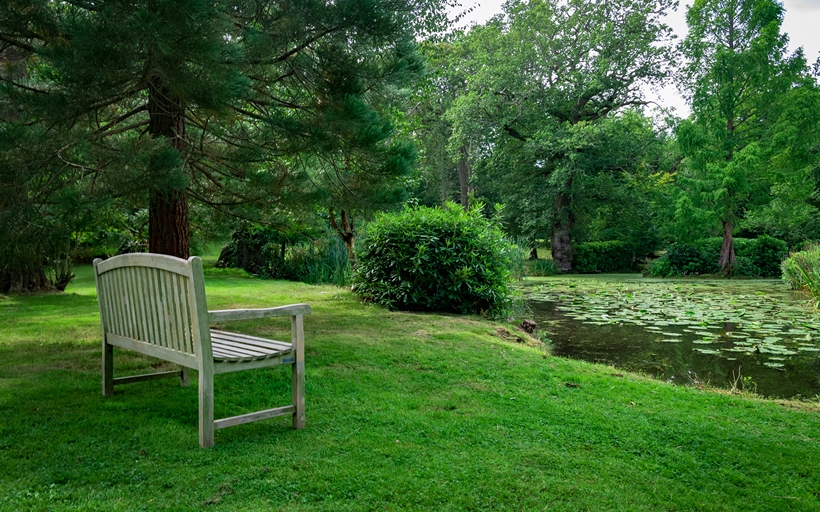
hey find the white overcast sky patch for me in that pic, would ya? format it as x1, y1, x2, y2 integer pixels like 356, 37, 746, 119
449, 0, 820, 117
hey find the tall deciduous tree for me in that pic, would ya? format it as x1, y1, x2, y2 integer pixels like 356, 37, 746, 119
0, 0, 452, 290
677, 0, 810, 273
447, 0, 675, 271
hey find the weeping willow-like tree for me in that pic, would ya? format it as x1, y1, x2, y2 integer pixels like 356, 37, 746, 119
0, 0, 453, 292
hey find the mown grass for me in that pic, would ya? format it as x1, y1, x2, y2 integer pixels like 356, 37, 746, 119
2, 267, 820, 511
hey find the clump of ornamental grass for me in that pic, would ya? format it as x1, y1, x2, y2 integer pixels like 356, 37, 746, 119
782, 244, 820, 306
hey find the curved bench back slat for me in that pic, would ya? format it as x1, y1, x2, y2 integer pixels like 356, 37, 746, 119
93, 254, 211, 359
95, 253, 192, 276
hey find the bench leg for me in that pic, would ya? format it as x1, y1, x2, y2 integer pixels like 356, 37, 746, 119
199, 367, 215, 448
180, 368, 190, 387
102, 340, 113, 397
292, 314, 305, 429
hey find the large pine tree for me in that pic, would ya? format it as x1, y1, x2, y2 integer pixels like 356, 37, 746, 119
0, 0, 448, 290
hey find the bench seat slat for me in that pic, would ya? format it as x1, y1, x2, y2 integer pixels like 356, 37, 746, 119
212, 341, 268, 358
210, 329, 292, 362
210, 329, 292, 351
211, 347, 256, 361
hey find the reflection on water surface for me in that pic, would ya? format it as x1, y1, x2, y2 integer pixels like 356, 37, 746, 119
521, 275, 820, 398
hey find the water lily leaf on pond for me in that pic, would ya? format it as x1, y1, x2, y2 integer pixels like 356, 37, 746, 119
764, 362, 785, 368
660, 339, 682, 343
693, 339, 716, 344
694, 348, 719, 354
788, 329, 810, 335
661, 332, 682, 337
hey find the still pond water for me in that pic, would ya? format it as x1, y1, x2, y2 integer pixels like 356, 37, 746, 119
520, 275, 820, 399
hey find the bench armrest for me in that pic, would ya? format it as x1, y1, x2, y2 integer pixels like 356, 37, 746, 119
208, 303, 312, 322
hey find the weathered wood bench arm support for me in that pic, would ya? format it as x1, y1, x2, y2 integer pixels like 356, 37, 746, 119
208, 304, 312, 322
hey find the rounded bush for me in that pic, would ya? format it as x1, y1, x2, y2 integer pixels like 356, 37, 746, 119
353, 204, 516, 316
747, 235, 788, 277
647, 256, 672, 277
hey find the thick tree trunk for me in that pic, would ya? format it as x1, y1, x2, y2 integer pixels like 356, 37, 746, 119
147, 75, 189, 259
718, 212, 735, 276
551, 184, 574, 273
720, 95, 736, 276
149, 191, 189, 258
457, 145, 472, 210
0, 263, 51, 294
329, 208, 356, 267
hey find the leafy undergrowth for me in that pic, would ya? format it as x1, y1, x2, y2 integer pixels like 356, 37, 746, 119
1, 267, 820, 511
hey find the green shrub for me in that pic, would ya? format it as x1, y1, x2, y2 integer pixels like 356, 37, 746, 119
217, 225, 351, 286
504, 237, 528, 281
647, 256, 672, 277
667, 243, 713, 275
526, 258, 558, 276
573, 241, 633, 273
782, 244, 820, 306
746, 235, 788, 277
216, 224, 290, 278
352, 203, 517, 316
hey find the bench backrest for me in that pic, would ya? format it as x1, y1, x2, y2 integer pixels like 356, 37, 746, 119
93, 254, 211, 362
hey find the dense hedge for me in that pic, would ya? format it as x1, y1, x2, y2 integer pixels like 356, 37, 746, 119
352, 204, 516, 316
649, 235, 788, 277
573, 241, 633, 273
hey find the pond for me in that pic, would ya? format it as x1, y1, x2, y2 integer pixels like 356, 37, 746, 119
520, 275, 820, 399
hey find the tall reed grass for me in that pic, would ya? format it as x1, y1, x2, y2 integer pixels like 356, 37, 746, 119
782, 244, 820, 307
293, 235, 351, 287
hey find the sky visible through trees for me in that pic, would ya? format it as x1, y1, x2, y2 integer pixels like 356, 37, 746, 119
452, 0, 820, 115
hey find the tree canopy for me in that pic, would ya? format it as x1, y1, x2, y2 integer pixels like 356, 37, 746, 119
2, 0, 820, 289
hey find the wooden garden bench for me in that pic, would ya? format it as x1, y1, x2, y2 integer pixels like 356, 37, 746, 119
92, 253, 310, 448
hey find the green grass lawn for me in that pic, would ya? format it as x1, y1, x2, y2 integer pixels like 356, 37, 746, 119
2, 267, 820, 511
